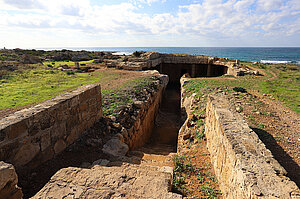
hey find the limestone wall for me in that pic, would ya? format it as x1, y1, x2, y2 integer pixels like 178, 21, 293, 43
0, 84, 102, 168
124, 74, 169, 149
205, 94, 299, 199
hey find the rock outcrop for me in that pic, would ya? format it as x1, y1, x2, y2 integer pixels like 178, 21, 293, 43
0, 161, 22, 199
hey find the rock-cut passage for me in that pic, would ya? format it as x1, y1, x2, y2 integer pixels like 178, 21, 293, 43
137, 84, 182, 167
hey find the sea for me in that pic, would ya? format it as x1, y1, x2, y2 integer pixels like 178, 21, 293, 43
44, 47, 300, 64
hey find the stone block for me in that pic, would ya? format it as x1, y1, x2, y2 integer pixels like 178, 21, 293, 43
69, 96, 79, 107
78, 121, 87, 135
27, 146, 54, 169
41, 130, 51, 151
79, 90, 91, 104
28, 121, 40, 136
102, 138, 129, 157
88, 98, 97, 107
54, 139, 66, 154
8, 120, 28, 139
38, 112, 55, 131
88, 86, 97, 96
0, 162, 17, 190
79, 103, 88, 112
13, 143, 40, 166
66, 115, 79, 131
50, 123, 66, 144
0, 140, 20, 161
81, 110, 89, 122
66, 128, 78, 145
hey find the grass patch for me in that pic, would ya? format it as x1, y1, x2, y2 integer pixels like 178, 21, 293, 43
0, 68, 117, 110
172, 154, 220, 197
201, 185, 220, 199
43, 60, 94, 67
259, 70, 300, 112
101, 76, 154, 117
183, 63, 299, 113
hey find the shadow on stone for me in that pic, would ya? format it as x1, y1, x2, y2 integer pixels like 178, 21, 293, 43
251, 127, 300, 187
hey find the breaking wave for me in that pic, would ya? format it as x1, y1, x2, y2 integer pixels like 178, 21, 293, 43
260, 60, 300, 64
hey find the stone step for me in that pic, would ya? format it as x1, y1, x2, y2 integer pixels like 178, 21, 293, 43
31, 163, 182, 199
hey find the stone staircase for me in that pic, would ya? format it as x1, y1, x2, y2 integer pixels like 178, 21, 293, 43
31, 143, 181, 199
136, 144, 176, 168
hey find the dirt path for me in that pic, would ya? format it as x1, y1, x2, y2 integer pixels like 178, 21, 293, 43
246, 64, 278, 80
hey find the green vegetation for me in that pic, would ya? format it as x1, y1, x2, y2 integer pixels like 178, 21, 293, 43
172, 155, 220, 198
184, 63, 300, 113
172, 155, 194, 194
233, 87, 247, 93
0, 67, 118, 110
195, 126, 205, 140
201, 185, 220, 199
259, 70, 299, 112
102, 76, 153, 117
43, 60, 94, 67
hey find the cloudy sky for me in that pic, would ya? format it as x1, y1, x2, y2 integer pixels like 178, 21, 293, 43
0, 0, 299, 48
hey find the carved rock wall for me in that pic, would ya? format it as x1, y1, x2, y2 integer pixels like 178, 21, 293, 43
124, 74, 169, 150
0, 84, 102, 169
205, 94, 299, 199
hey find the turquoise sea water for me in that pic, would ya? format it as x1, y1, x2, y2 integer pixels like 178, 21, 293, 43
48, 47, 300, 64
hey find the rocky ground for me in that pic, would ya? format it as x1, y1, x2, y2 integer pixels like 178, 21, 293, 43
229, 89, 300, 186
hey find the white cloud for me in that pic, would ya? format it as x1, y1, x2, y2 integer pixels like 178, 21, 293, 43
256, 0, 284, 12
133, 0, 166, 6
0, 0, 299, 47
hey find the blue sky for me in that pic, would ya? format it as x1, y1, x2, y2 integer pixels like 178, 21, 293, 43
0, 0, 299, 48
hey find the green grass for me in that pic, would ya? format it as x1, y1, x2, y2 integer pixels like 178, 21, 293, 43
183, 64, 300, 113
259, 70, 300, 112
201, 185, 219, 199
0, 68, 117, 110
172, 155, 194, 195
101, 76, 154, 117
43, 60, 94, 67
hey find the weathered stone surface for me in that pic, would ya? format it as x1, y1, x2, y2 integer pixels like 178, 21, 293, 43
113, 53, 254, 77
102, 138, 129, 157
54, 139, 67, 154
92, 159, 109, 167
32, 163, 182, 199
205, 93, 300, 199
0, 161, 22, 199
40, 131, 51, 151
13, 143, 40, 166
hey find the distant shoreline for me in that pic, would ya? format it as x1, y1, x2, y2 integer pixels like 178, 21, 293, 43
2, 47, 300, 64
